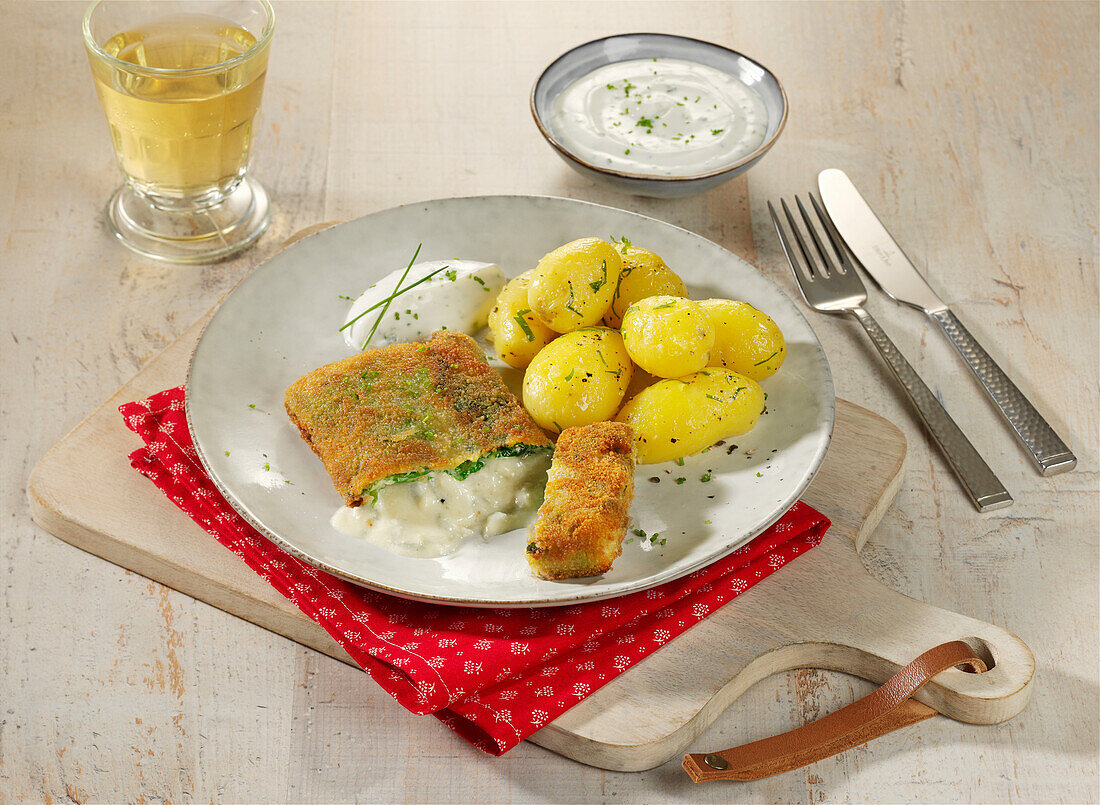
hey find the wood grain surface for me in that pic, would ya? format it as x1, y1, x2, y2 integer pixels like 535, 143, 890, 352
2, 1, 1097, 801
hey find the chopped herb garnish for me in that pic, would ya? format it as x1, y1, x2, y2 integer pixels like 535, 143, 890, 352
564, 368, 575, 381
445, 269, 458, 282
564, 283, 583, 316
756, 472, 763, 478
514, 310, 535, 341
472, 276, 489, 290
589, 260, 608, 293
711, 128, 724, 136
675, 477, 686, 485
338, 245, 438, 346
705, 394, 722, 403
263, 462, 270, 471
248, 403, 256, 409
224, 450, 230, 456
754, 350, 780, 366
700, 472, 711, 482
636, 116, 654, 130
675, 457, 685, 466
652, 301, 677, 309
632, 528, 647, 538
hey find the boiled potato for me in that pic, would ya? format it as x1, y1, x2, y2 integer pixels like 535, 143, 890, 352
700, 299, 787, 381
603, 241, 688, 329
522, 327, 633, 434
616, 368, 765, 464
529, 238, 622, 332
620, 295, 715, 378
487, 271, 557, 368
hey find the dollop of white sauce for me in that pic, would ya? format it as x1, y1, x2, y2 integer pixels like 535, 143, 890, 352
344, 259, 506, 350
330, 453, 552, 558
548, 57, 769, 177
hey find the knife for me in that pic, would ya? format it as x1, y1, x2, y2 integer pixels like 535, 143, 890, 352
818, 168, 1076, 476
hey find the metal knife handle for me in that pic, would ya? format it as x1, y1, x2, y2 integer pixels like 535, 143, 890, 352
850, 307, 1012, 511
929, 308, 1076, 476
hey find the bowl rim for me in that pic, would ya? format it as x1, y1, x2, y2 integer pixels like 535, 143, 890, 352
530, 32, 789, 184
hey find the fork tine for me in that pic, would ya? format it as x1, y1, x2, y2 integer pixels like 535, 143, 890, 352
795, 195, 840, 277
779, 198, 820, 279
808, 192, 851, 272
767, 201, 813, 286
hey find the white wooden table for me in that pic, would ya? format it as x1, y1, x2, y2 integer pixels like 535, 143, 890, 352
3, 2, 1097, 801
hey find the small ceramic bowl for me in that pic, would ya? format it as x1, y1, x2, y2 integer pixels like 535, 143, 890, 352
531, 33, 788, 199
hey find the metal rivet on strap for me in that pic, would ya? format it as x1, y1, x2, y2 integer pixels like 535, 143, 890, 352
704, 754, 729, 770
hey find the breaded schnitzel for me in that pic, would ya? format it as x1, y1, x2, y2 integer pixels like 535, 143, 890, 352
285, 330, 551, 507
526, 421, 635, 579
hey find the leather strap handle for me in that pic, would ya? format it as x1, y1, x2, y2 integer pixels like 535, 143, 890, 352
683, 640, 987, 782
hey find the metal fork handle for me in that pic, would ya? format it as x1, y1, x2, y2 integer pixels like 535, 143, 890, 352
850, 307, 1012, 511
929, 308, 1076, 476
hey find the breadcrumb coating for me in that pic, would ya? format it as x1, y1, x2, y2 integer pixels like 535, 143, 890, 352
527, 421, 635, 579
285, 330, 551, 507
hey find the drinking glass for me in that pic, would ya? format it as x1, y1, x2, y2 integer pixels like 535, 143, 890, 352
83, 1, 275, 263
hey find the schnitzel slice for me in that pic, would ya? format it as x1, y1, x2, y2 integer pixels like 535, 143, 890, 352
285, 330, 551, 507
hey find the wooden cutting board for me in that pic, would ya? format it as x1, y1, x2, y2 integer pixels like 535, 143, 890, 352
27, 245, 1033, 773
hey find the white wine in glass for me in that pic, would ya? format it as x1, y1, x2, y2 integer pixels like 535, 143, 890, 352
83, 1, 275, 263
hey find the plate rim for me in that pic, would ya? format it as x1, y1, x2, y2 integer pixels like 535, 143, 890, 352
185, 193, 835, 607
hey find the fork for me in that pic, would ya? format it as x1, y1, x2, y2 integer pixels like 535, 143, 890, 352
768, 194, 1012, 512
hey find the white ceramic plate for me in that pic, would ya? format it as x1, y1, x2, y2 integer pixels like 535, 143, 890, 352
187, 195, 834, 607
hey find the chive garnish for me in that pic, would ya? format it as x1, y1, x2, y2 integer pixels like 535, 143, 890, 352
361, 245, 422, 348
564, 283, 582, 316
514, 310, 535, 342
589, 260, 608, 293
338, 247, 437, 335
754, 350, 780, 366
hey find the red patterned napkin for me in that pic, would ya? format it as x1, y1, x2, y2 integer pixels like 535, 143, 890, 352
121, 386, 829, 755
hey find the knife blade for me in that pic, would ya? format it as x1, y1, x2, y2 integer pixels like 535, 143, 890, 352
817, 168, 946, 313
817, 168, 1076, 476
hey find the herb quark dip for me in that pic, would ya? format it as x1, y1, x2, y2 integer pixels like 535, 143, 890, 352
548, 57, 769, 177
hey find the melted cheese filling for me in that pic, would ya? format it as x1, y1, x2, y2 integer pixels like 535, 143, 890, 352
330, 453, 551, 557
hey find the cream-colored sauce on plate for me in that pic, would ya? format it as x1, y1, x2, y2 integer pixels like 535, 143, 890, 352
330, 453, 552, 558
343, 259, 505, 351
548, 57, 768, 177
